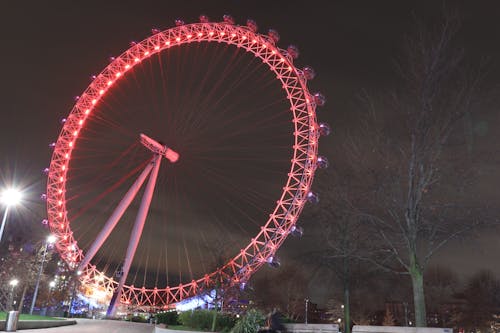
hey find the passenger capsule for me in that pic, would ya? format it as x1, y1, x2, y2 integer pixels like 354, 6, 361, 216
223, 14, 235, 25
306, 191, 319, 204
267, 256, 281, 268
268, 29, 280, 43
151, 28, 161, 35
61, 118, 67, 124
74, 96, 80, 101
49, 142, 56, 148
129, 41, 137, 47
41, 219, 48, 225
246, 19, 258, 32
43, 168, 49, 174
316, 156, 329, 169
287, 45, 300, 59
314, 92, 326, 106
199, 14, 210, 23
109, 56, 115, 62
290, 225, 304, 237
40, 193, 47, 201
175, 19, 185, 26
303, 66, 316, 80
319, 123, 331, 136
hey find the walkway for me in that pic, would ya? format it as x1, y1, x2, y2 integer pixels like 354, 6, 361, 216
17, 318, 154, 333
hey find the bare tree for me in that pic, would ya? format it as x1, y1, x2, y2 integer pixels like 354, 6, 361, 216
250, 264, 308, 321
307, 175, 376, 333
344, 12, 484, 326
453, 270, 500, 330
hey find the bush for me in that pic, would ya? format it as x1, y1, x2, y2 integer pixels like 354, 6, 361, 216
130, 315, 148, 323
216, 312, 237, 332
178, 309, 236, 331
156, 311, 179, 325
231, 309, 266, 333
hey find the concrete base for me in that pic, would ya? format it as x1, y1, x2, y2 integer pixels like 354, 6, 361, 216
353, 326, 452, 333
155, 326, 206, 333
284, 323, 340, 333
0, 319, 77, 330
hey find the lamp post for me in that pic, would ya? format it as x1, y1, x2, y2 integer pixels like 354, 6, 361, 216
8, 279, 19, 310
0, 188, 22, 242
45, 280, 56, 314
305, 298, 309, 324
30, 235, 57, 315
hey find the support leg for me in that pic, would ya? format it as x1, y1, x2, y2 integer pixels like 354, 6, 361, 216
107, 154, 162, 317
78, 160, 154, 272
0, 206, 10, 243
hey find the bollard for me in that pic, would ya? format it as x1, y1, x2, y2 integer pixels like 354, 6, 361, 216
5, 310, 19, 332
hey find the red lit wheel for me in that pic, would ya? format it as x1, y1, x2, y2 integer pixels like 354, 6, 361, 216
46, 17, 326, 311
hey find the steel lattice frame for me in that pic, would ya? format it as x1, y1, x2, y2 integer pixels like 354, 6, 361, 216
47, 20, 320, 310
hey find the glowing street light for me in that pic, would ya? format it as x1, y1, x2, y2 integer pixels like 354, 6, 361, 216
8, 278, 19, 310
0, 188, 22, 242
30, 235, 57, 315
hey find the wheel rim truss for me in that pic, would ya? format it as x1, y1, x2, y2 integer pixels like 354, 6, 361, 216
47, 21, 320, 309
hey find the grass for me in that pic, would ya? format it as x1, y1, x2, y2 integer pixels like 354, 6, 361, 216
0, 312, 64, 321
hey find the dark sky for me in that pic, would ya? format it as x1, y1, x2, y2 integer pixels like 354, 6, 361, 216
0, 0, 499, 302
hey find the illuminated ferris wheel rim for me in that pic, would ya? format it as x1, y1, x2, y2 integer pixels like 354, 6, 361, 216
46, 18, 324, 308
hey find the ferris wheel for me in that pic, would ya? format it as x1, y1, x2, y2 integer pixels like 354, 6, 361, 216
46, 15, 329, 314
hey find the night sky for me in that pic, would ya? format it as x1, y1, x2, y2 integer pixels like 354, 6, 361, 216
0, 0, 500, 303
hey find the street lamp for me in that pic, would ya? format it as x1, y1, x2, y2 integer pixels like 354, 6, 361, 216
30, 235, 57, 315
46, 280, 57, 310
305, 298, 309, 324
8, 278, 19, 310
0, 188, 22, 242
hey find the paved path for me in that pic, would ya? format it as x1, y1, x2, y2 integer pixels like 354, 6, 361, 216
18, 318, 155, 333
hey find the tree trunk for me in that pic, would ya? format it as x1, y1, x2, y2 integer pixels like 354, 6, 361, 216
211, 288, 218, 332
409, 256, 426, 327
344, 286, 350, 333
343, 257, 351, 333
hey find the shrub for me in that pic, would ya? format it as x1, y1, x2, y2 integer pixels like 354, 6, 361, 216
130, 315, 148, 323
178, 309, 236, 331
156, 311, 179, 325
231, 309, 266, 333
215, 312, 237, 332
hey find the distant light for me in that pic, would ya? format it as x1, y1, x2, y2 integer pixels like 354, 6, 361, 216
49, 280, 56, 288
1, 188, 22, 206
9, 279, 19, 287
47, 235, 57, 244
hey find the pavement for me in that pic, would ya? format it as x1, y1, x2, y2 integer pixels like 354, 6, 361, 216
15, 318, 155, 333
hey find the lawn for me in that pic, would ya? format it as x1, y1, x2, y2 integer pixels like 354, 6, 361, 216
0, 312, 64, 321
